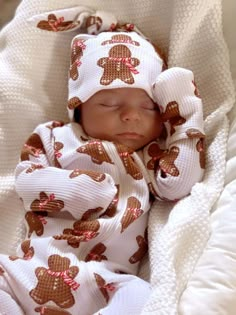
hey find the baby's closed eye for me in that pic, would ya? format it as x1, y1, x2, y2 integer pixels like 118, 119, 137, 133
140, 102, 158, 111
99, 103, 119, 107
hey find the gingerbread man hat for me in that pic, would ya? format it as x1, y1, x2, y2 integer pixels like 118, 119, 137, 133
28, 6, 165, 120
68, 30, 165, 120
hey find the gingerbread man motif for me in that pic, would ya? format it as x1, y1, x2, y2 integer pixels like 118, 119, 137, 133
67, 96, 83, 111
192, 80, 201, 98
54, 219, 100, 248
161, 101, 186, 135
21, 133, 46, 161
31, 192, 64, 212
9, 240, 34, 261
121, 196, 144, 233
186, 128, 205, 139
129, 229, 148, 264
54, 141, 64, 168
97, 44, 140, 85
0, 267, 4, 276
116, 144, 143, 180
25, 211, 47, 237
100, 185, 119, 218
81, 207, 104, 221
186, 128, 205, 169
85, 243, 108, 262
196, 138, 205, 169
35, 306, 72, 315
77, 141, 114, 165
26, 163, 44, 174
30, 255, 79, 308
159, 146, 180, 177
94, 273, 116, 303
46, 120, 64, 130
37, 14, 78, 32
86, 16, 102, 34
69, 169, 106, 182
146, 142, 165, 170
69, 38, 86, 80
101, 34, 140, 46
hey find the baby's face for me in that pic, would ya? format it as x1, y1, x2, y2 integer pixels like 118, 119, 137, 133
80, 88, 163, 150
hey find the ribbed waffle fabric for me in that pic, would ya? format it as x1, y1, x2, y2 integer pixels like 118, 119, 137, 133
0, 1, 235, 314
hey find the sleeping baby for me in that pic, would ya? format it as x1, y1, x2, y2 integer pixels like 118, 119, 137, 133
0, 14, 205, 315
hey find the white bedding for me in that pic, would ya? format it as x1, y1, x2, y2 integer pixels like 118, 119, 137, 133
0, 0, 235, 314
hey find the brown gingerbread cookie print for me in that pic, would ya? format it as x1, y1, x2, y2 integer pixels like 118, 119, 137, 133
186, 128, 205, 139
46, 120, 64, 130
100, 185, 119, 218
0, 267, 4, 276
26, 164, 44, 174
30, 254, 79, 308
69, 38, 86, 80
186, 128, 205, 169
146, 142, 165, 170
192, 80, 201, 98
121, 196, 144, 233
69, 169, 106, 182
196, 138, 205, 169
37, 14, 78, 32
161, 101, 186, 135
101, 34, 140, 46
31, 192, 64, 212
129, 229, 148, 264
116, 144, 143, 180
81, 207, 104, 221
86, 16, 102, 34
97, 44, 140, 85
9, 240, 34, 261
159, 146, 180, 177
68, 96, 83, 111
21, 133, 46, 161
54, 141, 64, 168
54, 219, 100, 248
35, 306, 72, 315
25, 211, 47, 237
112, 23, 135, 32
94, 273, 116, 303
85, 243, 108, 262
77, 141, 114, 165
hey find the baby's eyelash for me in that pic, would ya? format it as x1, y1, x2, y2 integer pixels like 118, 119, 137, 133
99, 103, 118, 107
141, 104, 156, 110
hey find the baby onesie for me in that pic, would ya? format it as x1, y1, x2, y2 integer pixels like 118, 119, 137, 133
0, 67, 205, 315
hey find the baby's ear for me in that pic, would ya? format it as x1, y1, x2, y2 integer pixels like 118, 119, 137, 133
27, 6, 117, 34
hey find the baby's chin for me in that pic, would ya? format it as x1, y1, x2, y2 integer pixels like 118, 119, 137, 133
112, 139, 148, 151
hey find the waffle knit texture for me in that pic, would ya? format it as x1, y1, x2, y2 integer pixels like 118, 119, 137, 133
0, 1, 235, 314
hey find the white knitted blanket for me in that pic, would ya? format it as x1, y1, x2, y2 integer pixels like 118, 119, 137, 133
0, 1, 235, 314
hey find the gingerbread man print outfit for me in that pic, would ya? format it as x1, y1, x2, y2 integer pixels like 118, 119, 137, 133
0, 25, 205, 315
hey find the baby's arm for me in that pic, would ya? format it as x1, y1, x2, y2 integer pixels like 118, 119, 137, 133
147, 67, 205, 201
15, 122, 117, 219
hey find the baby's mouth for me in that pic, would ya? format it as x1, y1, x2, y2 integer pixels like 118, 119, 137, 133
116, 132, 144, 139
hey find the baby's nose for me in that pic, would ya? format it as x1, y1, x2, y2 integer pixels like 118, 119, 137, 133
120, 107, 140, 121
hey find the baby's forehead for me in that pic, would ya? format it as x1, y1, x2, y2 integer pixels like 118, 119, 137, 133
92, 88, 152, 99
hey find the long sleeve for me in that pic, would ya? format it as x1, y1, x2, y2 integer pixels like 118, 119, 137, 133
15, 121, 117, 219
144, 67, 205, 201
